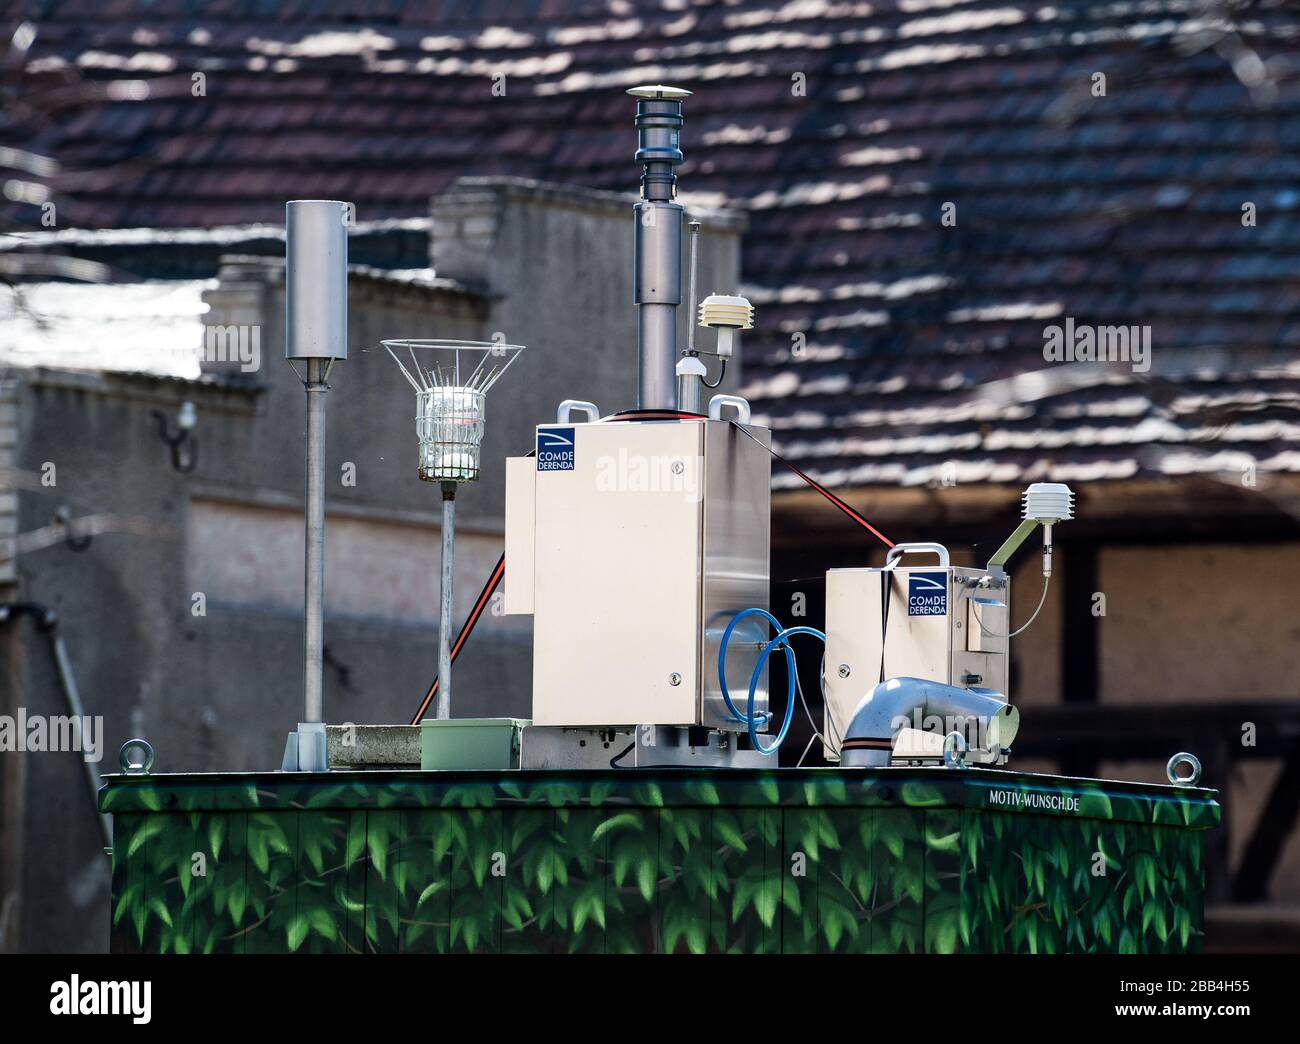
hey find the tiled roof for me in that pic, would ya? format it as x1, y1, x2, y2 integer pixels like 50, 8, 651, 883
0, 218, 432, 277
7, 1, 1300, 494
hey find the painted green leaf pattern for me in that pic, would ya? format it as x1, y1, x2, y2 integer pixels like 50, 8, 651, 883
107, 770, 1213, 954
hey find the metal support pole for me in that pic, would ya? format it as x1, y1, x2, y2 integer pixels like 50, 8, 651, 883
686, 220, 701, 356
0, 604, 112, 847
677, 220, 703, 413
634, 201, 683, 410
283, 198, 347, 772
436, 482, 456, 720
48, 631, 112, 848
303, 357, 328, 726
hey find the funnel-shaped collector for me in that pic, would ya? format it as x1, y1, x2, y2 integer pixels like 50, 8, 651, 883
382, 338, 524, 485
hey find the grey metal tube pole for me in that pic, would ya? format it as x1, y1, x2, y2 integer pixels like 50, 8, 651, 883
686, 220, 701, 355
303, 357, 328, 724
677, 220, 703, 413
0, 604, 112, 845
436, 483, 456, 719
49, 631, 112, 848
629, 87, 688, 411
638, 300, 679, 409
634, 200, 683, 410
284, 199, 347, 772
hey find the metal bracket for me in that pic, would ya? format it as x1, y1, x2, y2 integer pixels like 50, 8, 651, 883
987, 517, 1039, 577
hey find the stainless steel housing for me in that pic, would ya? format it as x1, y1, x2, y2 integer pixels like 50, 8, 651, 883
505, 416, 771, 731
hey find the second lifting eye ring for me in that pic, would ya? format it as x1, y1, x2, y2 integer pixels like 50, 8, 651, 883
119, 738, 155, 775
1166, 752, 1201, 787
943, 731, 968, 770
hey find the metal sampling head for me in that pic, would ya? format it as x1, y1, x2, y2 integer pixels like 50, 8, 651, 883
285, 200, 349, 362
628, 86, 691, 410
627, 85, 691, 202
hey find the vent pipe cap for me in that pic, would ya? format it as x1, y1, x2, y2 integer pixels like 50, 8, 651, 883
627, 85, 693, 99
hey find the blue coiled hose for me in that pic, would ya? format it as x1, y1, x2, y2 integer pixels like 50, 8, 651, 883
718, 607, 783, 726
718, 608, 826, 756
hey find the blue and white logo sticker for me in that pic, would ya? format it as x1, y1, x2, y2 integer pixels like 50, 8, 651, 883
536, 427, 575, 471
907, 572, 948, 616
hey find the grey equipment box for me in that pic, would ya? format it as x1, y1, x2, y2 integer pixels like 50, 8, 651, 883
505, 416, 771, 731
823, 547, 1009, 759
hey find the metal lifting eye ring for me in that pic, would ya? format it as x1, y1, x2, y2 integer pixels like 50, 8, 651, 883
943, 731, 968, 770
1166, 751, 1201, 787
119, 738, 155, 775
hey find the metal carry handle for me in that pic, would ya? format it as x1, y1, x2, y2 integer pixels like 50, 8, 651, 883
556, 400, 600, 424
708, 394, 751, 424
884, 541, 951, 569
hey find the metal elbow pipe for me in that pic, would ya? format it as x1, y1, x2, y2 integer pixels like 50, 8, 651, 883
840, 677, 1020, 768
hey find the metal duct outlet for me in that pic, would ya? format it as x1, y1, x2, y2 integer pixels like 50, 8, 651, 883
840, 676, 1020, 768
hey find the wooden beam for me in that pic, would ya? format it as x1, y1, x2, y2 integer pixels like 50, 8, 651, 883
1058, 540, 1099, 776
1232, 739, 1300, 902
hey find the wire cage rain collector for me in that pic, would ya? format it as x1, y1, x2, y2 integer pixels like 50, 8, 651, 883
383, 339, 525, 483
382, 339, 525, 721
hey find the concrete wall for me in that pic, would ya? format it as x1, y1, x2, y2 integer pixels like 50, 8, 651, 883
1100, 544, 1300, 704
0, 177, 745, 952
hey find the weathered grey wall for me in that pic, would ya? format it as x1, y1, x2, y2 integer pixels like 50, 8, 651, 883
0, 177, 745, 952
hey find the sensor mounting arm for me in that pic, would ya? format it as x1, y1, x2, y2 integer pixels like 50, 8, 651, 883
986, 517, 1039, 576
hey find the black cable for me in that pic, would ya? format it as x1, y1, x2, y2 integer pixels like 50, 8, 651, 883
879, 571, 893, 684
701, 357, 727, 389
610, 740, 636, 767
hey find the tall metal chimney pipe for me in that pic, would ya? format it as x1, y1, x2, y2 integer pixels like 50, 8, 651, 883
629, 86, 690, 410
283, 199, 349, 773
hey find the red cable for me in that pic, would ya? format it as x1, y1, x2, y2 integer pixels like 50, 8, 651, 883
727, 422, 895, 547
409, 553, 505, 724
608, 410, 895, 545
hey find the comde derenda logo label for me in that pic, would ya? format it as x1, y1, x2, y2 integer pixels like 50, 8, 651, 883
49, 976, 151, 1025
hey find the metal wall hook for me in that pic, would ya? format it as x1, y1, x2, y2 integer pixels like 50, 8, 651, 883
150, 402, 198, 474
